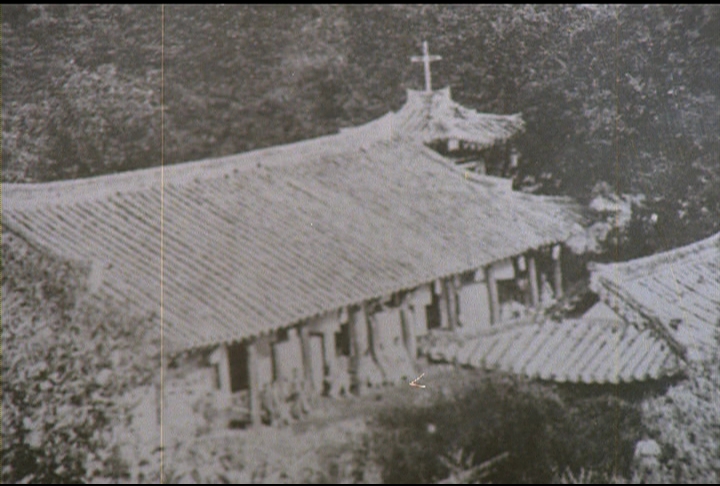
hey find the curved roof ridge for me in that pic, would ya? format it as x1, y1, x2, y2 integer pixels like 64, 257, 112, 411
395, 87, 524, 147
591, 231, 720, 279
2, 127, 402, 209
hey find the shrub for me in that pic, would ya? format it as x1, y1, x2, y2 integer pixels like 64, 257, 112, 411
2, 230, 160, 483
160, 417, 381, 484
639, 334, 720, 483
368, 372, 642, 484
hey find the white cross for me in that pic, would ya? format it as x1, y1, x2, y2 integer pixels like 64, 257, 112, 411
411, 41, 442, 93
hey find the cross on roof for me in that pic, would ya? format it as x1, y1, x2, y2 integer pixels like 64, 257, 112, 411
411, 41, 442, 93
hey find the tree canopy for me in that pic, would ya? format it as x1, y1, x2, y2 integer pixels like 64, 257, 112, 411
3, 5, 719, 252
1, 230, 161, 483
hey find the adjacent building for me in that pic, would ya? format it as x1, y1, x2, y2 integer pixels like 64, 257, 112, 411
589, 231, 720, 363
424, 233, 720, 385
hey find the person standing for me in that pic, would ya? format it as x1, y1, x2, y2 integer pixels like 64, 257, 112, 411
632, 432, 662, 484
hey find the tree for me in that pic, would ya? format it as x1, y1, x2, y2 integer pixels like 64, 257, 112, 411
1, 5, 162, 181
369, 373, 642, 483
639, 329, 720, 483
1, 230, 160, 483
3, 5, 718, 251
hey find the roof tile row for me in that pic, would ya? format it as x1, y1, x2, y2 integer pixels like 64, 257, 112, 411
424, 318, 682, 384
4, 132, 578, 353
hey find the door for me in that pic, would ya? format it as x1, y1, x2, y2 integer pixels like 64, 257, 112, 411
228, 343, 249, 392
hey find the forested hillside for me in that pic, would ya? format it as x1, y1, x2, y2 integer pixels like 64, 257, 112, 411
3, 5, 719, 254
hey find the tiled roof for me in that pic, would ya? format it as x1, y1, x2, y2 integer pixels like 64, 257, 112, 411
590, 232, 720, 361
343, 87, 524, 149
423, 318, 683, 384
3, 132, 578, 353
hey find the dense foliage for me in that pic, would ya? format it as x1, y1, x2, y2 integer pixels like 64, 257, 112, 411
369, 372, 643, 484
157, 416, 381, 483
640, 334, 720, 483
1, 230, 160, 483
3, 5, 719, 255
2, 7, 718, 482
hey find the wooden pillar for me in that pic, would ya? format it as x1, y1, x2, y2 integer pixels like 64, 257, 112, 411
528, 255, 539, 308
209, 344, 232, 395
299, 325, 314, 392
436, 279, 449, 329
510, 147, 519, 171
350, 306, 369, 357
400, 299, 417, 360
322, 328, 336, 377
486, 265, 500, 325
350, 305, 369, 394
247, 340, 261, 427
414, 304, 428, 335
552, 244, 563, 299
367, 310, 379, 358
446, 277, 459, 331
316, 311, 340, 378
411, 286, 431, 336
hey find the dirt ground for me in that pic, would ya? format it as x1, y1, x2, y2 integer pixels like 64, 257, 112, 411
291, 361, 478, 432
160, 362, 496, 482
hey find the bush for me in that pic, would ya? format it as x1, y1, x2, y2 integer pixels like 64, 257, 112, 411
1, 230, 160, 483
368, 372, 642, 484
160, 417, 381, 484
639, 334, 720, 483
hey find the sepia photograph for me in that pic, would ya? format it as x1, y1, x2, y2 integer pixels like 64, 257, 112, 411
2, 5, 719, 483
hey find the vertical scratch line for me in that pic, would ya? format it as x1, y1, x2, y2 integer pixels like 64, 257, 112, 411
612, 6, 621, 478
160, 4, 166, 484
